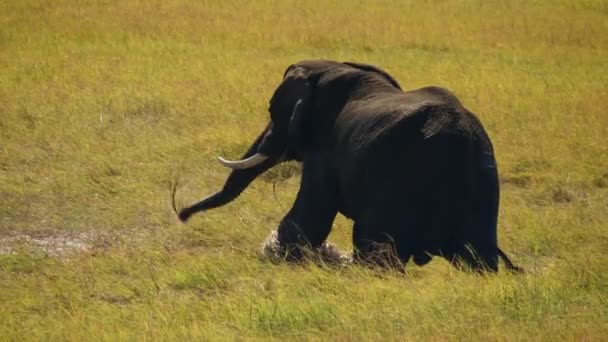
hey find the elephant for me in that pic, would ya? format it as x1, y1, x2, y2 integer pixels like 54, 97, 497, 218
176, 60, 522, 273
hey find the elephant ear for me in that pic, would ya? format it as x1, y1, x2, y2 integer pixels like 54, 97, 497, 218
281, 65, 313, 144
342, 61, 402, 90
288, 99, 305, 143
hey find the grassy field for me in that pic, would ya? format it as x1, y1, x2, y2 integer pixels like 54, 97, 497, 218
1, 0, 607, 339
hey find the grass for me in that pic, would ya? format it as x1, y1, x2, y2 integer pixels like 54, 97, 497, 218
1, 0, 607, 339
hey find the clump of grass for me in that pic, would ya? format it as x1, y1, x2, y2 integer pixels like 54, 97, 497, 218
1, 0, 607, 340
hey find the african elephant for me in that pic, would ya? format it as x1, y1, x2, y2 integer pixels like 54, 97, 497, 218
176, 60, 522, 273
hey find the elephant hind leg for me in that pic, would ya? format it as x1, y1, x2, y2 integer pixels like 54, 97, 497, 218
352, 221, 411, 269
353, 241, 406, 269
413, 252, 432, 266
447, 242, 498, 273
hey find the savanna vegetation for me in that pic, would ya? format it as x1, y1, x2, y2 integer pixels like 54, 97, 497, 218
1, 0, 607, 340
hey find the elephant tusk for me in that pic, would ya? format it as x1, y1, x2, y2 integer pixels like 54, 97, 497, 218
217, 153, 269, 170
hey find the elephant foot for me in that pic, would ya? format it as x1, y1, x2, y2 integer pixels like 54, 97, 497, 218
446, 243, 499, 273
353, 242, 406, 270
259, 230, 352, 265
413, 253, 432, 266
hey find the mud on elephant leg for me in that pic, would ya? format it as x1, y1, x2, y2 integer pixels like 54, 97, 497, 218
260, 229, 351, 264
276, 218, 315, 261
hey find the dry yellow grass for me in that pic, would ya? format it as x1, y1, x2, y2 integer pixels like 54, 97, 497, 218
1, 0, 607, 339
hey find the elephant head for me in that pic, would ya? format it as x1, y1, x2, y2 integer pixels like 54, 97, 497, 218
177, 60, 401, 222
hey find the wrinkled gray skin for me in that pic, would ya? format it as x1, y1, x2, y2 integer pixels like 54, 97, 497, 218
177, 60, 522, 273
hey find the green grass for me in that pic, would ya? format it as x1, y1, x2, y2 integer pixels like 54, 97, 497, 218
1, 0, 607, 339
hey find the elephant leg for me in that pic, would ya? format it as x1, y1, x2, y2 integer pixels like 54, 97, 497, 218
448, 152, 500, 273
447, 240, 498, 273
277, 165, 338, 260
413, 253, 433, 266
352, 220, 410, 269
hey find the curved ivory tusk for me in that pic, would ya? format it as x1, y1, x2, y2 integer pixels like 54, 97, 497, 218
217, 153, 269, 170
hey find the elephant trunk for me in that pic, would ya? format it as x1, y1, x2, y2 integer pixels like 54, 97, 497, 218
178, 123, 281, 222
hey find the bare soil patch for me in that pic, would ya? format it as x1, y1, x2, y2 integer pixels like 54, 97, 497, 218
0, 230, 116, 256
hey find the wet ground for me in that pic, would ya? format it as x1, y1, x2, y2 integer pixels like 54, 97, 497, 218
0, 229, 132, 257
0, 231, 96, 256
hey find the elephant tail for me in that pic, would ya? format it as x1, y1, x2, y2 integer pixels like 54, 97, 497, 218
497, 247, 524, 273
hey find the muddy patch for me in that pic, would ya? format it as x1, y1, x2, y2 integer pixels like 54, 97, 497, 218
0, 231, 113, 257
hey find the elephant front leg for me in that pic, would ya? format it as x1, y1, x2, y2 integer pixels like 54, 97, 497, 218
276, 167, 338, 261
